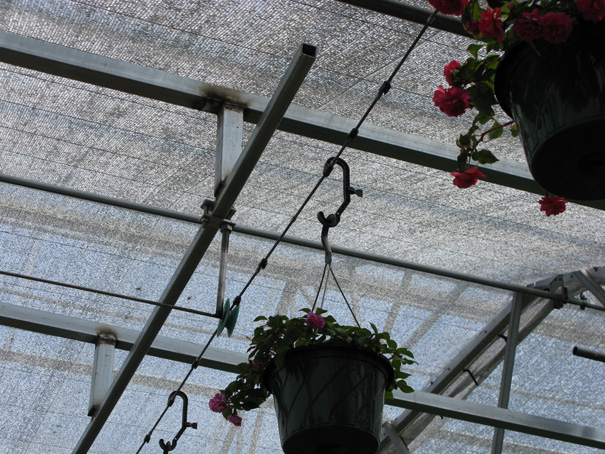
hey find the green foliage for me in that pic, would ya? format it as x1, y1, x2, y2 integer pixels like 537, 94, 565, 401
217, 309, 415, 420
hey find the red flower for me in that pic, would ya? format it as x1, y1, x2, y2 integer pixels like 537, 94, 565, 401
451, 167, 487, 188
228, 414, 242, 426
479, 8, 505, 43
465, 20, 481, 35
513, 9, 543, 41
428, 0, 468, 16
577, 0, 605, 22
433, 85, 471, 117
539, 196, 568, 216
540, 12, 573, 43
209, 393, 228, 413
444, 60, 461, 86
305, 312, 325, 329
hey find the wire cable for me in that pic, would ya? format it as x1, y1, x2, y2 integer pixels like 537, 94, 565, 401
230, 10, 438, 309
136, 12, 439, 450
0, 269, 219, 318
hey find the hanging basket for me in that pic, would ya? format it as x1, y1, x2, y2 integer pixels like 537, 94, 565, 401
495, 19, 605, 200
264, 344, 394, 454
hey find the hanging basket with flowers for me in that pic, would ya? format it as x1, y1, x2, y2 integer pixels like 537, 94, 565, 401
430, 0, 605, 213
208, 308, 414, 454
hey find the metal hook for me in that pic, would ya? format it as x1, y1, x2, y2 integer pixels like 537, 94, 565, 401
317, 157, 363, 229
158, 391, 198, 453
317, 157, 362, 264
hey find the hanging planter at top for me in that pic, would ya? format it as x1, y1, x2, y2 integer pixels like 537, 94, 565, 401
429, 0, 605, 212
494, 19, 605, 200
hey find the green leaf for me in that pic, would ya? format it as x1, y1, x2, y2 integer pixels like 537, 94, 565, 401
253, 315, 267, 322
472, 149, 499, 164
511, 123, 519, 137
467, 43, 483, 58
488, 122, 504, 140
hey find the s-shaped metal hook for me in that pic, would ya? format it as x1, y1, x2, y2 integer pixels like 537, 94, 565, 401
159, 391, 198, 453
318, 157, 363, 264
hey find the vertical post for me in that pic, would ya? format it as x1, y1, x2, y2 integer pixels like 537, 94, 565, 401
216, 222, 233, 316
383, 421, 411, 454
88, 334, 116, 417
491, 292, 524, 453
215, 105, 244, 197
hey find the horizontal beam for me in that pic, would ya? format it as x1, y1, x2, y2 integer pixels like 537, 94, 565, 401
388, 390, 605, 450
0, 301, 240, 373
336, 0, 469, 37
3, 173, 605, 311
1, 31, 602, 209
2, 301, 603, 450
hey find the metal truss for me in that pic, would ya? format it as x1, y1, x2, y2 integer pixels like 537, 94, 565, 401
1, 22, 605, 454
1, 293, 604, 450
1, 30, 603, 211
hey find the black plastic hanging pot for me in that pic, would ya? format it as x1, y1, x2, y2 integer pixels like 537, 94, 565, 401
264, 344, 394, 454
495, 19, 605, 200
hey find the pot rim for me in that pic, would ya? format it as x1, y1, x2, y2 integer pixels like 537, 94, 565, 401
263, 343, 395, 392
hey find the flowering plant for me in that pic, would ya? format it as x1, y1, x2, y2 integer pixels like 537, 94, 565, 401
209, 308, 414, 425
430, 0, 605, 215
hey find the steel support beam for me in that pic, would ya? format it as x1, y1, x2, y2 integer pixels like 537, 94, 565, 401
573, 269, 605, 307
3, 172, 605, 311
336, 0, 469, 37
88, 334, 116, 417
0, 301, 241, 373
387, 390, 605, 450
2, 31, 603, 209
383, 422, 411, 454
2, 301, 604, 450
71, 42, 316, 453
214, 104, 244, 196
491, 292, 525, 453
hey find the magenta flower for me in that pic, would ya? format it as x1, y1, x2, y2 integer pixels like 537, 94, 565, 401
479, 8, 504, 43
577, 0, 605, 22
513, 9, 543, 41
428, 0, 468, 16
465, 20, 481, 35
208, 393, 228, 413
228, 414, 242, 426
540, 12, 573, 43
539, 196, 567, 216
433, 85, 471, 117
444, 60, 461, 86
305, 312, 325, 329
451, 167, 487, 189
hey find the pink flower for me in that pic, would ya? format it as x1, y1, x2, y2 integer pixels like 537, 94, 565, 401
465, 20, 481, 35
513, 9, 543, 41
433, 85, 471, 117
209, 393, 228, 413
540, 12, 573, 43
444, 60, 461, 86
306, 312, 325, 329
252, 361, 263, 372
428, 0, 468, 16
479, 8, 504, 43
228, 414, 242, 426
539, 196, 568, 216
451, 167, 487, 188
577, 0, 605, 22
